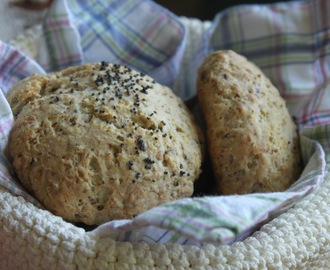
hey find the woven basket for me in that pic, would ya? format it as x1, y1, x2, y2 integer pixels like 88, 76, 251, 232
1, 18, 330, 270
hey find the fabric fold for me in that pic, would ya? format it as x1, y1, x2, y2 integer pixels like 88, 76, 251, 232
40, 0, 187, 90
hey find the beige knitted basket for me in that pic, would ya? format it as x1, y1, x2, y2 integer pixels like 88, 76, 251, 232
1, 18, 330, 270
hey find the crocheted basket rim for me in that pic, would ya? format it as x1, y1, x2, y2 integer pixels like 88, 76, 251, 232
1, 22, 330, 269
2, 166, 330, 269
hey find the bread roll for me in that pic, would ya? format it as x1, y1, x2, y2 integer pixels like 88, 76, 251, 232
197, 50, 302, 195
8, 62, 204, 225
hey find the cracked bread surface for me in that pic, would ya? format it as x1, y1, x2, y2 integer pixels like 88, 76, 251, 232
197, 50, 302, 195
8, 62, 204, 225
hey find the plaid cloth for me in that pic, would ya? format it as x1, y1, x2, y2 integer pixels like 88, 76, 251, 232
0, 0, 329, 246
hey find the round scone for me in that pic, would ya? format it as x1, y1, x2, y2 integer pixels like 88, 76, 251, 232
197, 50, 302, 195
8, 62, 204, 225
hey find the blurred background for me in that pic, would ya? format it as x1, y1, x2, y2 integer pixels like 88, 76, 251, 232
154, 0, 292, 20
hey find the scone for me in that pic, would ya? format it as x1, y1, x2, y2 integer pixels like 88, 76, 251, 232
197, 50, 302, 195
8, 62, 204, 225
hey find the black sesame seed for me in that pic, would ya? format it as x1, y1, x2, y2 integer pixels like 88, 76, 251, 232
145, 165, 151, 170
105, 71, 112, 83
115, 89, 123, 99
137, 138, 146, 151
131, 107, 138, 114
140, 86, 148, 94
128, 160, 133, 170
135, 172, 141, 179
180, 171, 185, 176
95, 75, 104, 86
101, 61, 109, 70
144, 157, 154, 164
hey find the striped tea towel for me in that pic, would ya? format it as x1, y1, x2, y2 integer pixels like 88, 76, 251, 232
0, 0, 329, 246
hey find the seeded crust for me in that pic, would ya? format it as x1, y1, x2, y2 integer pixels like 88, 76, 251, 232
197, 50, 302, 195
8, 62, 204, 225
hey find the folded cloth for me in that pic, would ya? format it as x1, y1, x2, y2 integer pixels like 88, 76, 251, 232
0, 0, 329, 246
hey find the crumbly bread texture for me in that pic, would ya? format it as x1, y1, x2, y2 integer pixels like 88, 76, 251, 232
8, 62, 204, 225
197, 50, 302, 195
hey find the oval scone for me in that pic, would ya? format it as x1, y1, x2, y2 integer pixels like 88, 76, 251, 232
197, 50, 302, 195
8, 62, 204, 225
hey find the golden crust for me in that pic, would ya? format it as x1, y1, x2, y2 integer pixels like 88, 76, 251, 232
8, 62, 204, 225
197, 50, 302, 195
